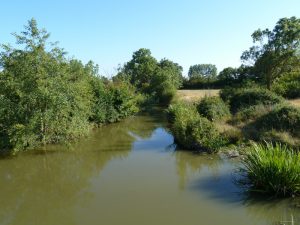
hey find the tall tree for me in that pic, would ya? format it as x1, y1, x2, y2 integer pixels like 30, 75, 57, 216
188, 64, 217, 81
122, 48, 158, 91
114, 49, 183, 103
157, 58, 183, 89
241, 17, 300, 89
0, 19, 93, 152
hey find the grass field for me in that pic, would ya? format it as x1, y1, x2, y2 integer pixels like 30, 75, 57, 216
177, 89, 300, 108
289, 99, 300, 108
176, 89, 220, 102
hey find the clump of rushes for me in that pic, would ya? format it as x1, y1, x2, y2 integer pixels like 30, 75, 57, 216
240, 142, 300, 197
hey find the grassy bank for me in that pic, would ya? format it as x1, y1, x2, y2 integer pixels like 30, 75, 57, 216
170, 88, 300, 197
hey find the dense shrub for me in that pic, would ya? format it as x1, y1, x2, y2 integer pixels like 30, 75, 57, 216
0, 53, 94, 153
90, 80, 139, 124
221, 127, 244, 144
167, 103, 226, 152
231, 104, 274, 124
197, 96, 230, 121
253, 105, 300, 137
240, 142, 300, 197
272, 72, 300, 99
166, 102, 197, 124
219, 86, 236, 103
0, 19, 139, 154
221, 87, 283, 113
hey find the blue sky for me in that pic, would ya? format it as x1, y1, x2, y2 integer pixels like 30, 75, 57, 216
1, 0, 300, 77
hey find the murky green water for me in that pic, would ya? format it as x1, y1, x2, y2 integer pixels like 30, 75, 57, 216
0, 112, 299, 225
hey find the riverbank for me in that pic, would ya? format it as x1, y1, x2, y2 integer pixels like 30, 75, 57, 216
0, 113, 299, 225
169, 88, 300, 197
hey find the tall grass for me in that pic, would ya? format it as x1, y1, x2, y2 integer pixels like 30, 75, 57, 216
240, 142, 300, 197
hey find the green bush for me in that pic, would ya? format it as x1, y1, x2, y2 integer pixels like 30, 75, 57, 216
90, 80, 139, 124
272, 72, 300, 99
197, 96, 230, 121
231, 104, 274, 124
220, 86, 236, 103
221, 87, 283, 113
240, 142, 300, 197
167, 103, 227, 152
166, 102, 197, 124
221, 128, 244, 144
0, 19, 140, 154
253, 105, 300, 137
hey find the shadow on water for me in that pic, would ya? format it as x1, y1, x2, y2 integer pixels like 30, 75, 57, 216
0, 112, 168, 225
189, 168, 243, 204
173, 151, 222, 190
1, 110, 300, 225
185, 156, 300, 224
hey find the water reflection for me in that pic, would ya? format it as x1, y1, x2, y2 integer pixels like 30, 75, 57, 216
0, 114, 162, 225
186, 156, 300, 224
0, 113, 299, 225
173, 151, 222, 190
242, 194, 300, 224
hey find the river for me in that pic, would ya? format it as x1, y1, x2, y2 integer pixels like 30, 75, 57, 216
0, 111, 299, 225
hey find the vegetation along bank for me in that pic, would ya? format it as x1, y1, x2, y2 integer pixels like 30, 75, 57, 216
1, 16, 300, 197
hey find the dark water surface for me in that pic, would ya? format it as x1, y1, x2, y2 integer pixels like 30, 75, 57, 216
0, 112, 299, 225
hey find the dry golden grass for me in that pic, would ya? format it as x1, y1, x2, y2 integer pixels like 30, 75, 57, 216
177, 90, 300, 108
176, 89, 220, 102
288, 99, 300, 108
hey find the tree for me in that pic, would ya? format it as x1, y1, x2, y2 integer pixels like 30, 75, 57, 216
157, 58, 183, 89
0, 19, 95, 152
114, 49, 183, 104
188, 64, 217, 81
217, 67, 239, 86
122, 48, 158, 91
241, 17, 300, 89
217, 66, 256, 86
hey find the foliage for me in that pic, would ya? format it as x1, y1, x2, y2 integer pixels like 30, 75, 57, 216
240, 142, 300, 197
182, 65, 257, 89
197, 96, 230, 121
90, 79, 139, 124
260, 130, 300, 148
149, 59, 183, 104
241, 17, 300, 89
119, 48, 158, 91
114, 49, 183, 104
231, 104, 274, 124
217, 67, 240, 86
272, 72, 300, 99
253, 104, 300, 137
167, 103, 227, 152
221, 87, 283, 113
188, 64, 217, 80
0, 19, 139, 154
166, 102, 197, 123
0, 20, 94, 153
157, 58, 183, 88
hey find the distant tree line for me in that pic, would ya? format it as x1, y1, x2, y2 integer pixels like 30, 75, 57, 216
182, 16, 300, 99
